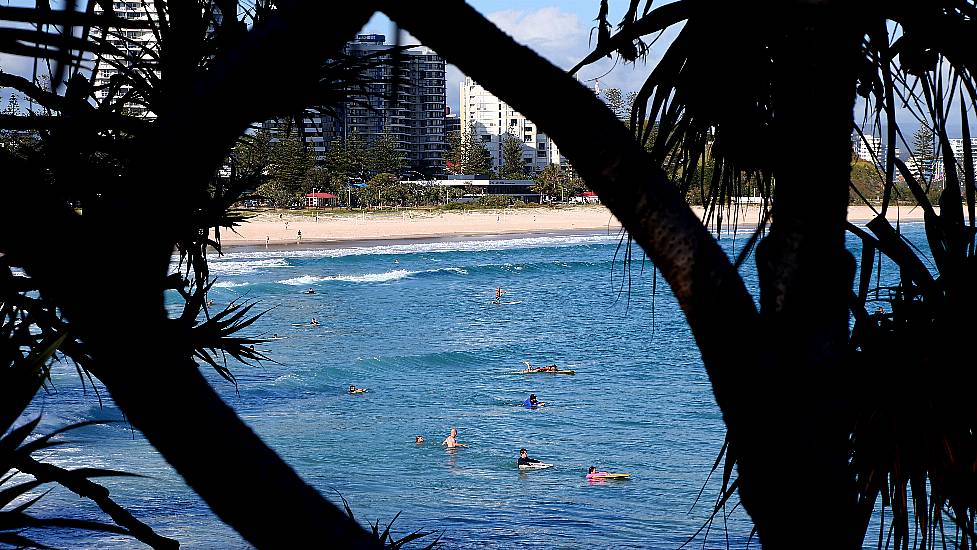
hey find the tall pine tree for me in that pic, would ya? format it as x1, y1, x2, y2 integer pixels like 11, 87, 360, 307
499, 134, 526, 179
445, 129, 464, 174
911, 125, 935, 181
369, 133, 405, 176
462, 123, 493, 176
257, 130, 313, 207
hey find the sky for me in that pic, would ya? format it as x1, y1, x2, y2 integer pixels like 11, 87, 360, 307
0, 1, 674, 112
358, 1, 673, 115
1, 1, 971, 146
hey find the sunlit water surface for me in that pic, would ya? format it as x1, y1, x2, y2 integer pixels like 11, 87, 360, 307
23, 222, 928, 548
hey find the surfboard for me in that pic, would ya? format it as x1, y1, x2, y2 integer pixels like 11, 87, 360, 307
518, 462, 553, 470
587, 473, 631, 480
349, 389, 367, 394
511, 369, 576, 375
492, 300, 523, 305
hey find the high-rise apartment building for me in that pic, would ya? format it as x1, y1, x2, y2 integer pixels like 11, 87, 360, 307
343, 34, 446, 175
948, 138, 977, 164
854, 134, 882, 164
445, 111, 461, 137
460, 76, 565, 175
92, 1, 161, 118
264, 35, 446, 175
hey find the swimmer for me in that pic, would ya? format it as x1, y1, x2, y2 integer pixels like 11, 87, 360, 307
523, 393, 543, 408
518, 448, 542, 467
442, 427, 468, 448
415, 435, 425, 444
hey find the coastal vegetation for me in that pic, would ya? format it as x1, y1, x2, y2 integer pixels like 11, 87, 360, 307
1, 1, 977, 549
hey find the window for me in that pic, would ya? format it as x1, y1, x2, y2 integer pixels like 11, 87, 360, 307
524, 136, 533, 142
481, 134, 492, 143
510, 118, 518, 126
537, 150, 547, 157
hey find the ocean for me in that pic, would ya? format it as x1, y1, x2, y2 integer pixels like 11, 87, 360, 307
21, 223, 921, 548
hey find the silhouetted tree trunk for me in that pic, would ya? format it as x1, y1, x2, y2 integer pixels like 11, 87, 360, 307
2, 3, 380, 548
385, 1, 865, 546
743, 3, 862, 546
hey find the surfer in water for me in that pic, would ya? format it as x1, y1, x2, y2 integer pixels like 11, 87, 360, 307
493, 287, 505, 304
523, 393, 543, 408
518, 448, 543, 467
442, 427, 468, 448
524, 361, 558, 373
305, 288, 316, 295
310, 318, 319, 326
415, 435, 425, 444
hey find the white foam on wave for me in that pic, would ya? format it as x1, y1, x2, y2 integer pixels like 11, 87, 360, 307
217, 233, 619, 262
278, 266, 468, 286
208, 258, 292, 276
212, 280, 250, 288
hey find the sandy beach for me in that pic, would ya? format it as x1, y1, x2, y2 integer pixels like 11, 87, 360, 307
213, 204, 933, 247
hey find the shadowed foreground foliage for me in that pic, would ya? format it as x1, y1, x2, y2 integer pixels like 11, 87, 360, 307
3, 0, 977, 548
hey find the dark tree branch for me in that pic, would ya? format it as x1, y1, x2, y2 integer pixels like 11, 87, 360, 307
15, 456, 179, 549
2, 2, 381, 548
384, 1, 865, 546
381, 0, 759, 430
0, 5, 151, 28
0, 71, 70, 112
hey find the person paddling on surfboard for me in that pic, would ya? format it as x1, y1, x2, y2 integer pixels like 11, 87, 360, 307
494, 287, 505, 304
518, 448, 543, 467
523, 393, 544, 408
442, 427, 468, 448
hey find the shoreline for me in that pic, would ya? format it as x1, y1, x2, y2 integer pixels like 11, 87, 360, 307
211, 204, 933, 251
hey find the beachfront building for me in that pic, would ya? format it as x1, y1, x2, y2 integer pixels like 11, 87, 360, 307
265, 34, 447, 175
445, 111, 461, 136
948, 138, 977, 164
407, 176, 540, 203
854, 134, 882, 164
304, 192, 338, 207
344, 34, 446, 175
460, 76, 567, 176
92, 1, 161, 118
263, 114, 343, 163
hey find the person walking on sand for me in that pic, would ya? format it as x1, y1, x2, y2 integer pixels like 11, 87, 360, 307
442, 427, 468, 448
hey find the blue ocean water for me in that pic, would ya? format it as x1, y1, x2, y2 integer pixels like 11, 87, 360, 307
21, 223, 926, 548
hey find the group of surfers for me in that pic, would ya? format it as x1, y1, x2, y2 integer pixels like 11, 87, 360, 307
414, 423, 614, 478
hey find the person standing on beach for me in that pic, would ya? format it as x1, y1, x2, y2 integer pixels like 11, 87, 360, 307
265, 235, 270, 248
297, 230, 302, 244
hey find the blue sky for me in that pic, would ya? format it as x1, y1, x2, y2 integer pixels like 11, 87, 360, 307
359, 1, 674, 114
0, 1, 672, 113
1, 1, 967, 144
